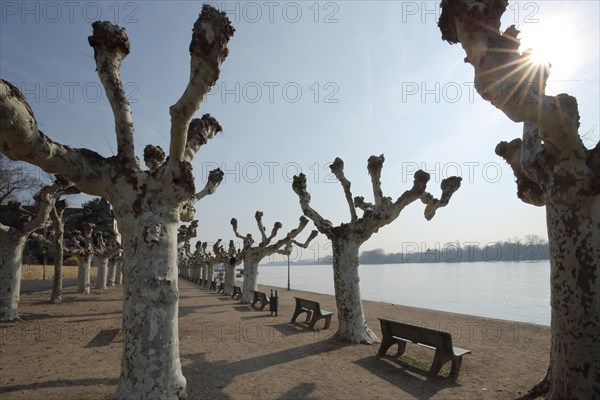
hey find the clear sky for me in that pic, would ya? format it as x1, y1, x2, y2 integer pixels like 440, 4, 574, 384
1, 1, 598, 262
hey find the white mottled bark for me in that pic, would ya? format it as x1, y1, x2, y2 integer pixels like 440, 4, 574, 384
0, 235, 27, 321
224, 242, 242, 296
114, 259, 123, 285
114, 209, 185, 399
223, 263, 236, 296
293, 156, 460, 344
96, 258, 109, 289
78, 255, 92, 294
241, 259, 259, 303
545, 200, 600, 398
439, 2, 600, 397
332, 239, 378, 343
108, 257, 117, 286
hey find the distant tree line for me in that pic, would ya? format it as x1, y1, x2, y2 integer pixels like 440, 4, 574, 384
360, 236, 550, 264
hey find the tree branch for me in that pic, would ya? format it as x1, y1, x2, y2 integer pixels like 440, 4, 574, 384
330, 158, 357, 222
496, 139, 545, 206
254, 211, 268, 243
230, 217, 254, 249
292, 173, 334, 237
22, 177, 70, 234
367, 154, 389, 208
0, 80, 109, 196
88, 21, 137, 170
183, 114, 223, 162
168, 5, 234, 166
292, 230, 319, 248
419, 176, 463, 220
192, 168, 224, 202
438, 0, 583, 156
143, 145, 166, 171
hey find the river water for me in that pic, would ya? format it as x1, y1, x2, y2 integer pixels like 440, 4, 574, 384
256, 261, 551, 326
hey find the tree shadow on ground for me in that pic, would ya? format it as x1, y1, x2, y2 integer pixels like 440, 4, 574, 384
240, 313, 275, 320
85, 328, 120, 348
353, 355, 460, 400
278, 382, 318, 400
232, 305, 253, 313
178, 303, 229, 318
0, 378, 118, 395
182, 337, 348, 399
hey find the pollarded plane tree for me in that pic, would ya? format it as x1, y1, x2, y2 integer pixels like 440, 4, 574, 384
192, 241, 209, 284
0, 177, 69, 321
231, 211, 318, 304
0, 5, 234, 399
293, 156, 461, 344
28, 180, 82, 303
204, 239, 226, 287
438, 1, 599, 398
177, 221, 198, 280
67, 222, 96, 294
223, 240, 243, 296
94, 231, 121, 289
107, 251, 123, 287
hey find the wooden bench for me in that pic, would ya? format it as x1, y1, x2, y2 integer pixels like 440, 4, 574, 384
251, 291, 269, 310
231, 286, 242, 300
377, 318, 471, 379
290, 297, 333, 329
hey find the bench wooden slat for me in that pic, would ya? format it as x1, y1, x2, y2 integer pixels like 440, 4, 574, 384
377, 318, 471, 379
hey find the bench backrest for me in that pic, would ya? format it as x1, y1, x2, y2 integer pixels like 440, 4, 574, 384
295, 297, 322, 313
378, 318, 453, 352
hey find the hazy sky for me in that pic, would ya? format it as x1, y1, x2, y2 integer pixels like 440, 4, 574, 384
1, 1, 598, 262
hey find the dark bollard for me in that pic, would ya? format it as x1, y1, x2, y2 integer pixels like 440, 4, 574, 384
269, 289, 279, 316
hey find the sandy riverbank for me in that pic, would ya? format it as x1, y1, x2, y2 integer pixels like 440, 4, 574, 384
0, 278, 549, 399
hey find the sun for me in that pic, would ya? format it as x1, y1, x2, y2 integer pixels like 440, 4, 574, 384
519, 17, 581, 77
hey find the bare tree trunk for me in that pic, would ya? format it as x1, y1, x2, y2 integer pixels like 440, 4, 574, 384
108, 257, 117, 286
543, 200, 600, 399
78, 255, 91, 294
96, 258, 109, 289
201, 263, 208, 285
114, 212, 185, 399
0, 235, 27, 321
50, 242, 64, 303
207, 264, 215, 284
224, 264, 236, 296
241, 259, 259, 303
115, 259, 123, 285
332, 239, 379, 343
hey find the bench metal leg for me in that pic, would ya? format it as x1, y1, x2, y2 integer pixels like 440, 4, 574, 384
449, 356, 463, 380
377, 335, 396, 356
291, 308, 307, 324
393, 339, 407, 357
430, 349, 452, 377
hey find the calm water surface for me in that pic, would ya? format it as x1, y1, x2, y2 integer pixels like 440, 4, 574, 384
257, 261, 550, 325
